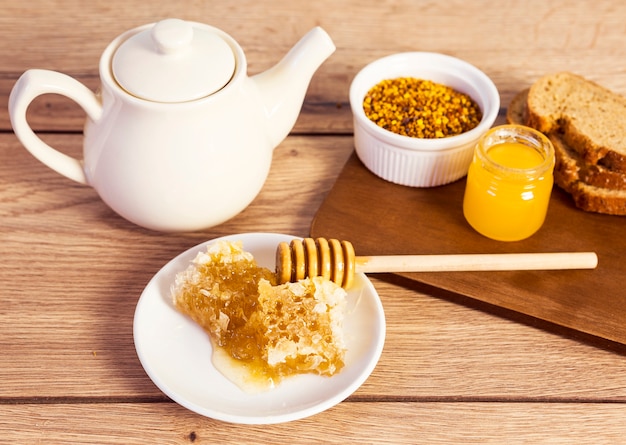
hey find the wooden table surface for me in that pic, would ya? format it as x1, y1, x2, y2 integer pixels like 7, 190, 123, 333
1, 1, 625, 443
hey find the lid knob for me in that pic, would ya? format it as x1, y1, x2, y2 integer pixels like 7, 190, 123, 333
151, 19, 193, 55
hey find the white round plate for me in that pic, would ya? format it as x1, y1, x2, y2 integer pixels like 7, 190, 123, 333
133, 232, 386, 424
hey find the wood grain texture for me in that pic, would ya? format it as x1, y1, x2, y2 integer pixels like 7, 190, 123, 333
2, 0, 626, 442
3, 402, 626, 444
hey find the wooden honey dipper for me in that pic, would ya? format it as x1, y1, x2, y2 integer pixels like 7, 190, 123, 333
276, 238, 598, 289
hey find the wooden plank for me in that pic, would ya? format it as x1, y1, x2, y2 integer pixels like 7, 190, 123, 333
4, 270, 626, 400
3, 402, 626, 444
2, 1, 626, 134
0, 77, 353, 134
3, 133, 626, 402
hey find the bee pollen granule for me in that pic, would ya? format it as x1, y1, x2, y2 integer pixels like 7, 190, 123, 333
363, 77, 482, 138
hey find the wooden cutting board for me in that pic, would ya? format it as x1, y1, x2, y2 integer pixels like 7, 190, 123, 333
311, 153, 626, 345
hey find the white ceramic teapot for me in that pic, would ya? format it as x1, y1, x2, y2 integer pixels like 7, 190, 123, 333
9, 19, 335, 231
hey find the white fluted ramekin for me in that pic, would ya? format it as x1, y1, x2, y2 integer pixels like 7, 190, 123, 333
350, 52, 500, 187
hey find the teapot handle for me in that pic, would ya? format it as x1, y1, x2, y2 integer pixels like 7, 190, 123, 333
9, 69, 103, 185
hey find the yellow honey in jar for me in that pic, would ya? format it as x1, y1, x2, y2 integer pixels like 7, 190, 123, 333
463, 125, 555, 241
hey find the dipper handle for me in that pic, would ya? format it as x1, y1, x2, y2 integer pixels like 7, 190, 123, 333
276, 238, 598, 289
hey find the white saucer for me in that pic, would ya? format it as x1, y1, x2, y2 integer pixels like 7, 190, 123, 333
133, 233, 386, 424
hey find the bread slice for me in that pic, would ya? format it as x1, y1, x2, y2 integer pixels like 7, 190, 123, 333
507, 88, 626, 215
505, 87, 529, 127
526, 72, 626, 172
549, 135, 626, 215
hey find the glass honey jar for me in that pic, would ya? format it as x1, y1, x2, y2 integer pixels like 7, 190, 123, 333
462, 125, 555, 241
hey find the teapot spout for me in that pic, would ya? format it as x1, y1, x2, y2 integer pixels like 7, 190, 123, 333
251, 27, 335, 148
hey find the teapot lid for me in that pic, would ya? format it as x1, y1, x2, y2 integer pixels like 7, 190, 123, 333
112, 19, 235, 103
